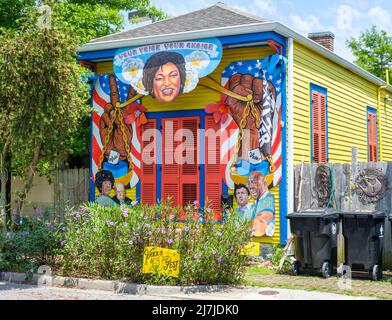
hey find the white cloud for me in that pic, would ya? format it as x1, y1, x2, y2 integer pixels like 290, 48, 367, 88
336, 5, 361, 31
368, 6, 391, 30
252, 0, 277, 16
289, 15, 323, 36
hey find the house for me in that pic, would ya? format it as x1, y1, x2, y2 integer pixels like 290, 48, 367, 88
78, 2, 392, 245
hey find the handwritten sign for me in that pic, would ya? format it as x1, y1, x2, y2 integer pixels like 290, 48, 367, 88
241, 242, 260, 256
142, 246, 180, 278
108, 150, 120, 165
248, 148, 262, 165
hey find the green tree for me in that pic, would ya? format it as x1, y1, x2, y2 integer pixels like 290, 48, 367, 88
0, 0, 165, 42
346, 26, 392, 81
0, 16, 90, 227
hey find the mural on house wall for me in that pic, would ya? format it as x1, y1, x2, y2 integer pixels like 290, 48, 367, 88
91, 45, 287, 240
92, 73, 145, 200
204, 54, 287, 237
114, 38, 223, 103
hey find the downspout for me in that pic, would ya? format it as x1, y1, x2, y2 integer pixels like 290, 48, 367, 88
287, 37, 294, 238
377, 70, 389, 161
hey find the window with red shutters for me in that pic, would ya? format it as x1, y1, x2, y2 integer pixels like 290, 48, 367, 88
161, 117, 200, 208
181, 118, 199, 207
205, 116, 222, 221
162, 118, 181, 206
368, 111, 378, 162
141, 119, 157, 205
312, 91, 327, 164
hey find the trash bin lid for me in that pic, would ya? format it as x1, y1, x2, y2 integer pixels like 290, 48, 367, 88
339, 211, 386, 218
287, 208, 338, 219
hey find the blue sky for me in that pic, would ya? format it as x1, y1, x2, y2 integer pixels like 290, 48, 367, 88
125, 0, 392, 63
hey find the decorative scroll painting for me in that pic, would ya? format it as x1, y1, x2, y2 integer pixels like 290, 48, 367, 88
114, 38, 223, 103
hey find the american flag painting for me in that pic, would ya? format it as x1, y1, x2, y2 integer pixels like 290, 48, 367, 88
220, 54, 287, 189
91, 74, 141, 188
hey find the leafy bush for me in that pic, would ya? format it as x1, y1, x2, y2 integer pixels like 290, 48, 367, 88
60, 200, 253, 285
0, 217, 62, 272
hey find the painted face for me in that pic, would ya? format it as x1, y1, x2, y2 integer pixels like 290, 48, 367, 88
115, 183, 126, 201
248, 174, 267, 200
101, 180, 112, 196
153, 62, 181, 103
235, 188, 250, 207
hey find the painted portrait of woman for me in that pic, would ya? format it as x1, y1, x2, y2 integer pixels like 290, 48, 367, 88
142, 51, 187, 103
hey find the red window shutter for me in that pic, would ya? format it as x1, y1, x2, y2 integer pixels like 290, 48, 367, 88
368, 112, 378, 162
312, 92, 327, 164
205, 116, 222, 221
181, 118, 199, 207
162, 118, 180, 206
141, 119, 157, 205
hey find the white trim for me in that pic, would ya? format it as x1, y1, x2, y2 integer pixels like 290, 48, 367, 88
287, 37, 294, 239
78, 21, 392, 91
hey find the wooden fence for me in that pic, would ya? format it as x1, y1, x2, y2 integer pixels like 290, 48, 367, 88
294, 150, 392, 269
53, 168, 90, 218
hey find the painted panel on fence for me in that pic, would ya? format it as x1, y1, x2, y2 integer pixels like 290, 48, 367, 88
142, 246, 180, 277
114, 38, 222, 103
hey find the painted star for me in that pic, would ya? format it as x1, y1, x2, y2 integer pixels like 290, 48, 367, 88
237, 62, 243, 66
230, 65, 235, 70
254, 72, 260, 77
247, 66, 253, 71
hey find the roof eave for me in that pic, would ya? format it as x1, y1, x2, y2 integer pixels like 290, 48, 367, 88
77, 21, 392, 91
77, 21, 278, 52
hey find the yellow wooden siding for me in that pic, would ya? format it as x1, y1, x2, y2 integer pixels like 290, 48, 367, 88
292, 41, 392, 164
379, 91, 392, 160
95, 46, 280, 244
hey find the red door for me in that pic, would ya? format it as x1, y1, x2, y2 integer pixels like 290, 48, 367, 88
162, 117, 200, 207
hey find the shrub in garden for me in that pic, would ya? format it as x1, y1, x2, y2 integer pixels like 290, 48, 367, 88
0, 217, 62, 272
60, 200, 253, 285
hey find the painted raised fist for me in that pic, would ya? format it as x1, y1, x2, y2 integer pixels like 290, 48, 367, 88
99, 76, 134, 161
225, 73, 276, 160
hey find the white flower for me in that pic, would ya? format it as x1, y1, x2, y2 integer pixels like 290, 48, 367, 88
183, 67, 199, 93
185, 51, 210, 70
122, 58, 144, 83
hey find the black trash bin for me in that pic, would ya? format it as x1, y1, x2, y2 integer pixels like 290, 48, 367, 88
287, 209, 339, 278
339, 211, 385, 281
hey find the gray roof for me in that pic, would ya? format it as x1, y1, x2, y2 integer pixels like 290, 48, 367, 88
87, 2, 270, 44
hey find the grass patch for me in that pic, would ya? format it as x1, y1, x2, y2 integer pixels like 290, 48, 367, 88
245, 266, 274, 275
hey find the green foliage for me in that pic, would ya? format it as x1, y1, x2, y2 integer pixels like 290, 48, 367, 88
0, 0, 35, 30
0, 0, 166, 43
60, 201, 252, 285
0, 217, 62, 272
271, 244, 291, 274
346, 26, 392, 81
0, 21, 91, 180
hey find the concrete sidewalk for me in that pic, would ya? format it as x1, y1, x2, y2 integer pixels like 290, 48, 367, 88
0, 272, 378, 300
0, 281, 377, 300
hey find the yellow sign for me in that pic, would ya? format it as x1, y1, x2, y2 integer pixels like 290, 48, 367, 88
142, 246, 180, 278
241, 242, 260, 256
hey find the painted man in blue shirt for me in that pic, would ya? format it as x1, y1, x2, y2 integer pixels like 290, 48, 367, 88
247, 171, 275, 237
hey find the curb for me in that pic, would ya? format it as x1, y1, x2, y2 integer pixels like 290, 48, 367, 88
0, 272, 236, 296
